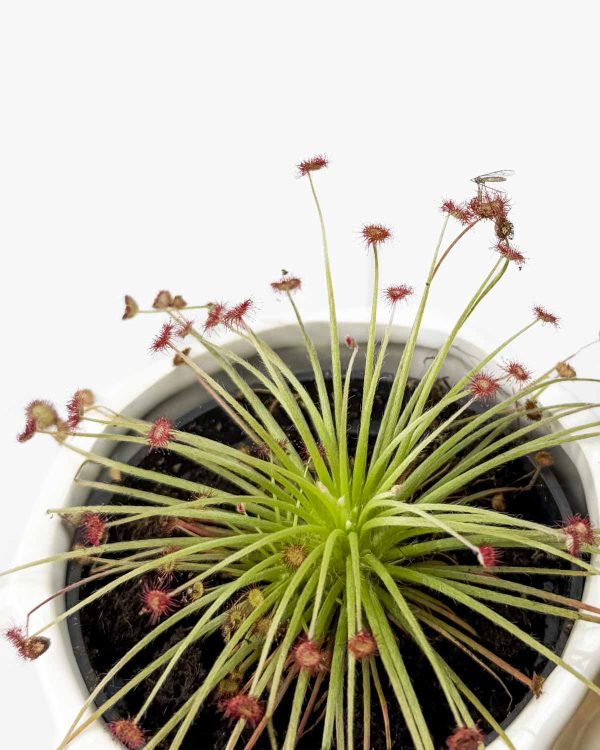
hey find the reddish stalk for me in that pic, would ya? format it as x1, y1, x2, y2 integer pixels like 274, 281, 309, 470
432, 219, 481, 277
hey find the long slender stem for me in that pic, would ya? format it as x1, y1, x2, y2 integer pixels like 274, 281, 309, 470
307, 172, 343, 430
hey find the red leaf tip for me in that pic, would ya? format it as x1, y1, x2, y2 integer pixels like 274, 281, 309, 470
223, 299, 254, 330
361, 224, 392, 247
79, 514, 106, 547
503, 360, 532, 384
470, 372, 501, 400
66, 389, 95, 430
533, 305, 560, 327
441, 199, 474, 225
150, 322, 176, 353
17, 400, 59, 443
297, 155, 328, 176
384, 284, 414, 306
348, 630, 378, 659
563, 515, 595, 557
108, 719, 146, 750
271, 276, 302, 294
141, 582, 176, 624
446, 725, 485, 750
477, 546, 500, 568
292, 638, 327, 673
203, 302, 227, 333
4, 626, 51, 661
495, 241, 526, 267
147, 417, 173, 450
219, 694, 264, 727
468, 194, 510, 221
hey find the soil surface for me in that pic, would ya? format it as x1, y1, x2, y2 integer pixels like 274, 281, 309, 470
66, 375, 582, 749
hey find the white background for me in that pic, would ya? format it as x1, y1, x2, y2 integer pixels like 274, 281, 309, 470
1, 2, 599, 747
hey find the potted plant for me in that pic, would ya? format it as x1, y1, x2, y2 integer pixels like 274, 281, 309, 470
3, 157, 600, 750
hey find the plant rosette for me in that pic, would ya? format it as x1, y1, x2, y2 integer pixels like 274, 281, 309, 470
3, 160, 600, 750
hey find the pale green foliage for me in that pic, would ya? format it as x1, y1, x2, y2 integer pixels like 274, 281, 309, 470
4, 167, 600, 750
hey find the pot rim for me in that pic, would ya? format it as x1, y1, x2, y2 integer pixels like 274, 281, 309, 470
8, 308, 600, 750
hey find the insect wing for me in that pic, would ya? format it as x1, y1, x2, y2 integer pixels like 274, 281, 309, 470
472, 169, 515, 184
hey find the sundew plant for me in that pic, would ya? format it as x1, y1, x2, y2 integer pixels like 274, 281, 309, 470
4, 158, 600, 750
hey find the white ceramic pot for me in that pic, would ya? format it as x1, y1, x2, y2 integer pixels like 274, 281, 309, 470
9, 314, 600, 750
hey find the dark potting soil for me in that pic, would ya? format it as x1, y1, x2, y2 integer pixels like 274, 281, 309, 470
67, 375, 583, 749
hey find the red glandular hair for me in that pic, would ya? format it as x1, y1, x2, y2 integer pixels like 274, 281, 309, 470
297, 155, 328, 176
271, 276, 302, 293
204, 302, 227, 333
468, 193, 509, 221
495, 241, 526, 267
147, 417, 173, 449
79, 513, 106, 547
150, 322, 176, 352
441, 199, 474, 225
4, 626, 51, 661
384, 284, 414, 306
66, 389, 94, 430
533, 305, 559, 327
219, 694, 264, 727
446, 725, 485, 750
361, 224, 392, 247
469, 372, 500, 400
348, 630, 378, 659
141, 582, 176, 624
223, 299, 254, 329
477, 546, 500, 568
108, 719, 146, 750
563, 515, 595, 557
503, 360, 532, 384
292, 638, 327, 673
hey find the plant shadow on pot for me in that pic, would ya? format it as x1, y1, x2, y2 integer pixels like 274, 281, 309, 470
65, 355, 587, 750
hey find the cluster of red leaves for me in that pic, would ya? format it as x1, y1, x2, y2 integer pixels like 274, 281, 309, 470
468, 193, 510, 222
442, 185, 524, 271
18, 390, 94, 443
203, 300, 254, 333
